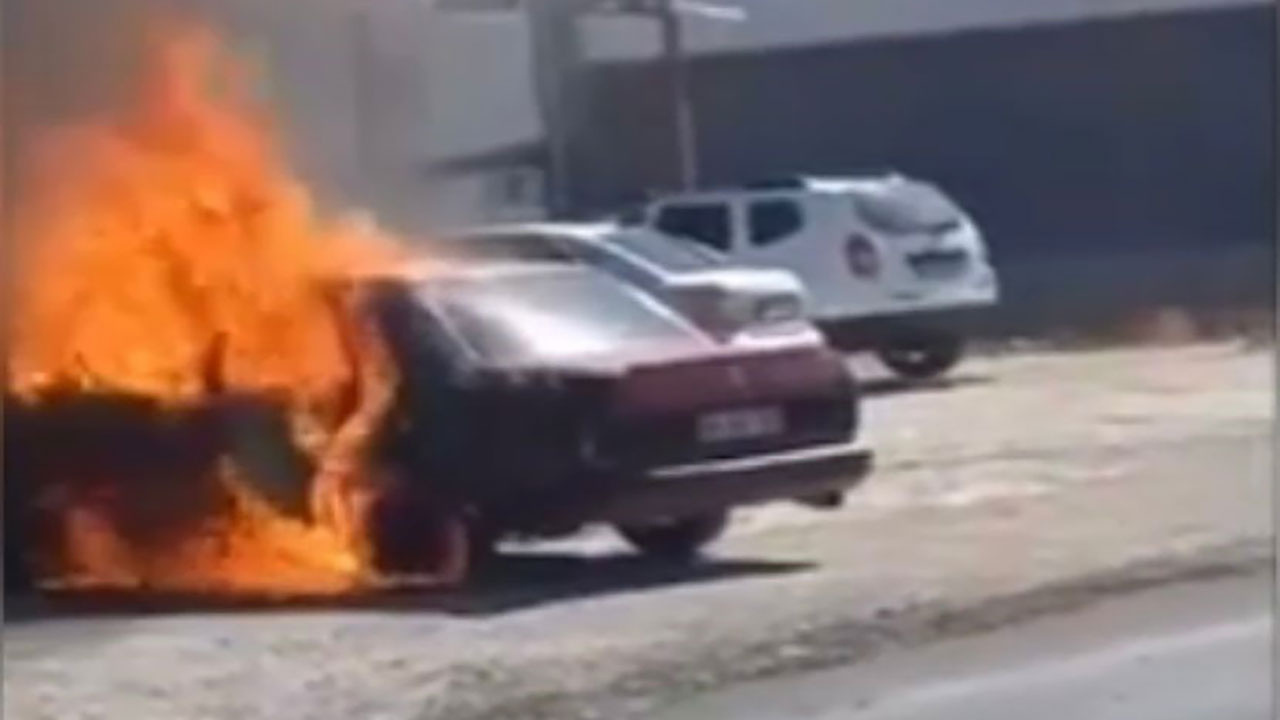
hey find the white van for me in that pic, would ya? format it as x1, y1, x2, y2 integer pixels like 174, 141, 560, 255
628, 174, 999, 379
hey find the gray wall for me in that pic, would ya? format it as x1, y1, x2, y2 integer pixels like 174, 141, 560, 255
571, 4, 1275, 332
2, 0, 546, 235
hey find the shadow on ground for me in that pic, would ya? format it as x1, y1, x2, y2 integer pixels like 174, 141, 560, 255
4, 552, 813, 622
860, 373, 990, 398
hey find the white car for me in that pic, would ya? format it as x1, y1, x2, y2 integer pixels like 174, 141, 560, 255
628, 174, 999, 379
429, 223, 816, 341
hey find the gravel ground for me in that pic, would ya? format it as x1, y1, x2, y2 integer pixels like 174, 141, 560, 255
4, 342, 1272, 720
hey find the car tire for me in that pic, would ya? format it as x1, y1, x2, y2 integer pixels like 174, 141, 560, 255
617, 510, 729, 561
877, 333, 964, 380
465, 521, 502, 576
371, 490, 471, 585
4, 531, 33, 597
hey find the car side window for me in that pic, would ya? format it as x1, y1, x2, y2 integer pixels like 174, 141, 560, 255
654, 203, 732, 252
749, 199, 803, 247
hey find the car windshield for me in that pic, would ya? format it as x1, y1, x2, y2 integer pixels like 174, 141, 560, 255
429, 270, 696, 363
852, 180, 963, 234
606, 229, 724, 272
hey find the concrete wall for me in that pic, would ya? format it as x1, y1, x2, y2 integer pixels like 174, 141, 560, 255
6, 1, 1271, 333
581, 0, 1267, 60
570, 3, 1275, 330
3, 0, 545, 235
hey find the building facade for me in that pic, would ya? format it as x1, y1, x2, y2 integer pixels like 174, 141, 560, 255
8, 0, 1273, 329
565, 0, 1275, 329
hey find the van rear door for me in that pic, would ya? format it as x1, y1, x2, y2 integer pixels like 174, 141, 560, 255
850, 180, 976, 290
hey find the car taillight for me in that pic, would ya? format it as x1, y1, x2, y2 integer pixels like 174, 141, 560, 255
845, 234, 880, 278
755, 295, 804, 324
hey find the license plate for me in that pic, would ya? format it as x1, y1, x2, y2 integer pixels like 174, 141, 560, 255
697, 406, 785, 444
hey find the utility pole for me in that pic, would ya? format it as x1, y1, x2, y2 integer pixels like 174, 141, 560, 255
656, 0, 699, 191
527, 0, 589, 217
441, 0, 743, 210
350, 4, 382, 207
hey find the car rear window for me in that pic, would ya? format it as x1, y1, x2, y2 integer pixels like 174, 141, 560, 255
429, 271, 697, 363
606, 230, 723, 272
430, 233, 577, 263
851, 181, 963, 235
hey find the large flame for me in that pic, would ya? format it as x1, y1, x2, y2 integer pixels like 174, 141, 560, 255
7, 21, 412, 596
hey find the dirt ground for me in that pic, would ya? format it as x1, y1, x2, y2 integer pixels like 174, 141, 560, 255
4, 342, 1271, 720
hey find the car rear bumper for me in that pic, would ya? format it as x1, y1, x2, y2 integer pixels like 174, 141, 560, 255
533, 442, 873, 529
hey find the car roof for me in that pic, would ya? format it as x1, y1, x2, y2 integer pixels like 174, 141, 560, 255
431, 260, 597, 282
647, 173, 910, 203
352, 257, 601, 287
445, 221, 617, 242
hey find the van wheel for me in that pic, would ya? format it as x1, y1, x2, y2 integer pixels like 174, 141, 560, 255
617, 510, 729, 561
878, 334, 964, 379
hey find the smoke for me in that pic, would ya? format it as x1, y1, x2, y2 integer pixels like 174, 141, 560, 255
5, 0, 153, 166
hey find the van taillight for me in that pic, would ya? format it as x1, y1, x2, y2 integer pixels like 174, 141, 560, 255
845, 235, 880, 278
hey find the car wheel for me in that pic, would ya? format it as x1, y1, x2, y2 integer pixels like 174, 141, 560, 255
371, 490, 471, 586
877, 333, 964, 380
464, 521, 503, 576
617, 510, 729, 561
4, 532, 33, 597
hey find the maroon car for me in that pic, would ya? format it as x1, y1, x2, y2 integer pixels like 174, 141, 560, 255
367, 264, 872, 566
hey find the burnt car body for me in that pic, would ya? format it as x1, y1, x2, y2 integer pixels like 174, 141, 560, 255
367, 263, 872, 561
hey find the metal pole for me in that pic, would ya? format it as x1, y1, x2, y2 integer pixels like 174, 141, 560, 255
527, 0, 579, 217
350, 6, 380, 204
657, 0, 698, 190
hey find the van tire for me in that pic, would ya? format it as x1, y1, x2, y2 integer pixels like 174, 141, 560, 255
617, 510, 729, 561
877, 334, 964, 379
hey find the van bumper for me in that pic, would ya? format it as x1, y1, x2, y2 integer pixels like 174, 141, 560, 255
817, 306, 992, 350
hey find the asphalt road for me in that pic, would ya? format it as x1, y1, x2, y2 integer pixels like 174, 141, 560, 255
648, 574, 1273, 720
4, 344, 1271, 720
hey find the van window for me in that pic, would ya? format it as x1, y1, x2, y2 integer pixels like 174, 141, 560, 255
654, 203, 732, 252
608, 230, 722, 271
852, 182, 963, 235
749, 199, 804, 246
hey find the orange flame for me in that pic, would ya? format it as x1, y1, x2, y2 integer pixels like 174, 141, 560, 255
7, 20, 410, 596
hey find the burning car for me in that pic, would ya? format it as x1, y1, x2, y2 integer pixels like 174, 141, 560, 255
365, 262, 872, 569
2, 22, 869, 595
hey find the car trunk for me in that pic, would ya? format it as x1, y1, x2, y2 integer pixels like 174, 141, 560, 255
599, 346, 856, 467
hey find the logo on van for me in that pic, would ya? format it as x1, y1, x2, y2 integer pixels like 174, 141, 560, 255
845, 234, 880, 278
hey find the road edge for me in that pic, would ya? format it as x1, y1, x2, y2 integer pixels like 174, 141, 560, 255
443, 538, 1272, 720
